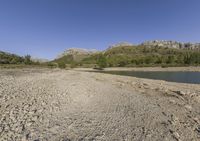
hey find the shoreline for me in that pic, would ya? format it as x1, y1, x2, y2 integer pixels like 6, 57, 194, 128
75, 66, 200, 72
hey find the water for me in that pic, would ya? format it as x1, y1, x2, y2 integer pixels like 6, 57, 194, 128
97, 71, 200, 84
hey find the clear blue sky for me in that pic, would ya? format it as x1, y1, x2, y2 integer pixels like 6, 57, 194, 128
0, 0, 200, 59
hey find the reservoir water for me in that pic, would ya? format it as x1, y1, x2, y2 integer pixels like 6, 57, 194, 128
97, 71, 200, 84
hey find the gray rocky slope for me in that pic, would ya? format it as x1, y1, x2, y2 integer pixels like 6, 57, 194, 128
141, 40, 200, 50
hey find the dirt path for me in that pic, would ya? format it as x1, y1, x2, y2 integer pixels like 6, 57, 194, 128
0, 69, 200, 141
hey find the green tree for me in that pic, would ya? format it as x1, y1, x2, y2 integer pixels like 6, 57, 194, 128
97, 55, 107, 68
58, 62, 66, 69
24, 55, 31, 65
166, 56, 175, 64
155, 56, 162, 64
118, 60, 127, 67
70, 62, 78, 68
184, 53, 191, 64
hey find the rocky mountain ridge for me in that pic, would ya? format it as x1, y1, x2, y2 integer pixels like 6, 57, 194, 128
141, 40, 200, 50
107, 42, 135, 50
57, 40, 200, 58
108, 40, 200, 50
56, 48, 98, 59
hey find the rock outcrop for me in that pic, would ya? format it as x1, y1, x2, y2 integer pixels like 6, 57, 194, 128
108, 42, 134, 50
141, 40, 200, 50
106, 40, 200, 51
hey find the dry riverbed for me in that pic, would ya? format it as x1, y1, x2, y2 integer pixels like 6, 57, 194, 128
0, 68, 200, 141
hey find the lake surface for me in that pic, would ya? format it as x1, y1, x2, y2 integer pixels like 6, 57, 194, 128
97, 71, 200, 84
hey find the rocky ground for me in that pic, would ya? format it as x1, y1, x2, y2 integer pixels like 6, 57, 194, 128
0, 68, 200, 141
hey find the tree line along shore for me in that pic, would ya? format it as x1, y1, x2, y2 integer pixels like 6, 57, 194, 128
1, 45, 200, 69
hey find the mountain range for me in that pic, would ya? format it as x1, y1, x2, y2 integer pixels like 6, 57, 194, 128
53, 40, 200, 67
1, 40, 200, 67
56, 40, 200, 59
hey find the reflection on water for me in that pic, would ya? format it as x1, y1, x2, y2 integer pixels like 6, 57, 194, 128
96, 71, 200, 84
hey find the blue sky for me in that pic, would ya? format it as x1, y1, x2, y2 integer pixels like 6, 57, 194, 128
0, 0, 200, 59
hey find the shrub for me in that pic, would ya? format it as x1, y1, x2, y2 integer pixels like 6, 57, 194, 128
58, 62, 66, 69
70, 62, 78, 68
97, 55, 107, 68
47, 62, 57, 68
24, 55, 32, 65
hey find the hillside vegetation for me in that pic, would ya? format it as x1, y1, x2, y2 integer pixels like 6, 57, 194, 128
0, 51, 55, 68
54, 45, 200, 68
1, 44, 200, 68
0, 51, 33, 65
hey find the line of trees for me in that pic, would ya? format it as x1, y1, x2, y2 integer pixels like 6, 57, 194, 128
81, 46, 200, 68
0, 52, 32, 65
2, 46, 200, 69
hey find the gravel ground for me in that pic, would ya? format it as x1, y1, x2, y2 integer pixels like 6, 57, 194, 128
0, 68, 200, 141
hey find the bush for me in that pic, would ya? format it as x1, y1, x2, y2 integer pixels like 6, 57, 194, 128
58, 62, 66, 69
47, 62, 57, 68
24, 55, 32, 65
161, 64, 168, 68
97, 55, 107, 68
70, 62, 78, 68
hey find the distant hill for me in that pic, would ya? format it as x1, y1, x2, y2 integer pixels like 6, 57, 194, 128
53, 40, 200, 67
56, 48, 98, 59
2, 40, 200, 67
31, 57, 49, 63
0, 51, 35, 65
0, 51, 25, 64
54, 48, 99, 64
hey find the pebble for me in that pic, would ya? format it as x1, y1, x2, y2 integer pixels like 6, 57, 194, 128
21, 135, 28, 141
193, 117, 200, 124
196, 95, 200, 103
184, 105, 192, 111
175, 90, 186, 96
173, 132, 180, 141
169, 99, 176, 104
196, 126, 200, 133
0, 126, 3, 133
32, 115, 39, 121
169, 129, 181, 141
26, 122, 33, 127
171, 115, 179, 125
